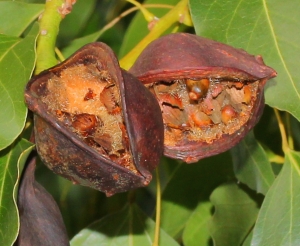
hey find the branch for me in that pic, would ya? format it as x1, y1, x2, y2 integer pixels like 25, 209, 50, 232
35, 0, 75, 74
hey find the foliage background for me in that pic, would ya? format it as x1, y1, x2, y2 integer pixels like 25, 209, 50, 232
0, 0, 300, 245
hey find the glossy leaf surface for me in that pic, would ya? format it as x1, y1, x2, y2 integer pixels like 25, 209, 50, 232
251, 150, 300, 246
0, 23, 39, 150
0, 139, 34, 246
0, 2, 43, 36
209, 182, 261, 246
182, 201, 212, 246
160, 152, 234, 237
70, 203, 179, 246
231, 131, 275, 195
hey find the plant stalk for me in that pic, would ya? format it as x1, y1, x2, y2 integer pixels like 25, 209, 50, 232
35, 0, 66, 74
274, 109, 290, 153
153, 167, 162, 246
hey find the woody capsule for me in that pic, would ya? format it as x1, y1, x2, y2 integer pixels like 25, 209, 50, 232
25, 43, 164, 196
129, 33, 277, 163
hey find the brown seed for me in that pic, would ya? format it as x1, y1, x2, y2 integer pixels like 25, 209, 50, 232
243, 85, 252, 104
100, 86, 119, 114
191, 111, 212, 127
221, 105, 237, 124
186, 78, 210, 101
72, 113, 97, 135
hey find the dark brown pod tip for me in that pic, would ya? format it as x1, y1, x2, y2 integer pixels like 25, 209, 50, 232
129, 33, 277, 163
17, 158, 69, 246
25, 42, 164, 196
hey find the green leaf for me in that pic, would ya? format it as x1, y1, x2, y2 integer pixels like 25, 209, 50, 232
119, 0, 180, 58
62, 30, 107, 59
251, 150, 300, 246
160, 152, 235, 238
0, 23, 39, 150
0, 138, 34, 246
57, 0, 97, 48
189, 0, 300, 121
182, 201, 212, 246
231, 131, 275, 195
0, 2, 44, 36
209, 182, 261, 246
70, 203, 179, 246
242, 230, 253, 246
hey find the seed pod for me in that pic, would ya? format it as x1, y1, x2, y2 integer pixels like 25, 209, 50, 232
25, 43, 164, 196
130, 33, 277, 163
17, 158, 69, 246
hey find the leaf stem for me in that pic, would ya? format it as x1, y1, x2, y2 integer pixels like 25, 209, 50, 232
274, 109, 290, 152
119, 0, 189, 69
55, 47, 65, 62
35, 0, 65, 74
126, 0, 156, 22
153, 167, 161, 246
285, 112, 294, 150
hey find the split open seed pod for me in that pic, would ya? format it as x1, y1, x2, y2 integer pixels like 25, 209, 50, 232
25, 43, 164, 196
130, 33, 277, 163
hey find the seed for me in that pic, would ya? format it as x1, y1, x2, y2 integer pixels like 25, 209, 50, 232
191, 111, 212, 127
72, 113, 97, 135
186, 78, 210, 101
221, 105, 237, 124
100, 86, 119, 113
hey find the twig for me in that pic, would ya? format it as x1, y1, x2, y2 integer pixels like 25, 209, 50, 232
35, 0, 75, 74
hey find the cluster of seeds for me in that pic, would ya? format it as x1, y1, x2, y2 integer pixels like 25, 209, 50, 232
148, 78, 259, 146
41, 63, 136, 171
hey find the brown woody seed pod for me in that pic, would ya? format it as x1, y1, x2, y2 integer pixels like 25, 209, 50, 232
130, 33, 277, 163
25, 43, 164, 196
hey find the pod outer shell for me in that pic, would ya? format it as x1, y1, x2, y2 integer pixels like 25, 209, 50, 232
130, 33, 277, 163
129, 33, 277, 83
25, 42, 164, 196
17, 158, 69, 246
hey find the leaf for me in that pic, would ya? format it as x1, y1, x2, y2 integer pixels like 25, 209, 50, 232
209, 182, 261, 246
242, 230, 253, 246
57, 0, 97, 49
182, 201, 212, 246
70, 203, 179, 246
160, 152, 235, 238
118, 0, 180, 58
231, 131, 275, 195
0, 138, 34, 246
62, 30, 107, 58
189, 0, 300, 121
0, 2, 43, 36
0, 22, 39, 150
251, 150, 300, 246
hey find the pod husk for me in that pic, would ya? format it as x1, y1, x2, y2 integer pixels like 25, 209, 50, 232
130, 33, 277, 163
25, 43, 164, 196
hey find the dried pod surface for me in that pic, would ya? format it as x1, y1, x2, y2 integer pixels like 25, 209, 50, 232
18, 158, 69, 246
25, 43, 164, 196
130, 33, 277, 163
